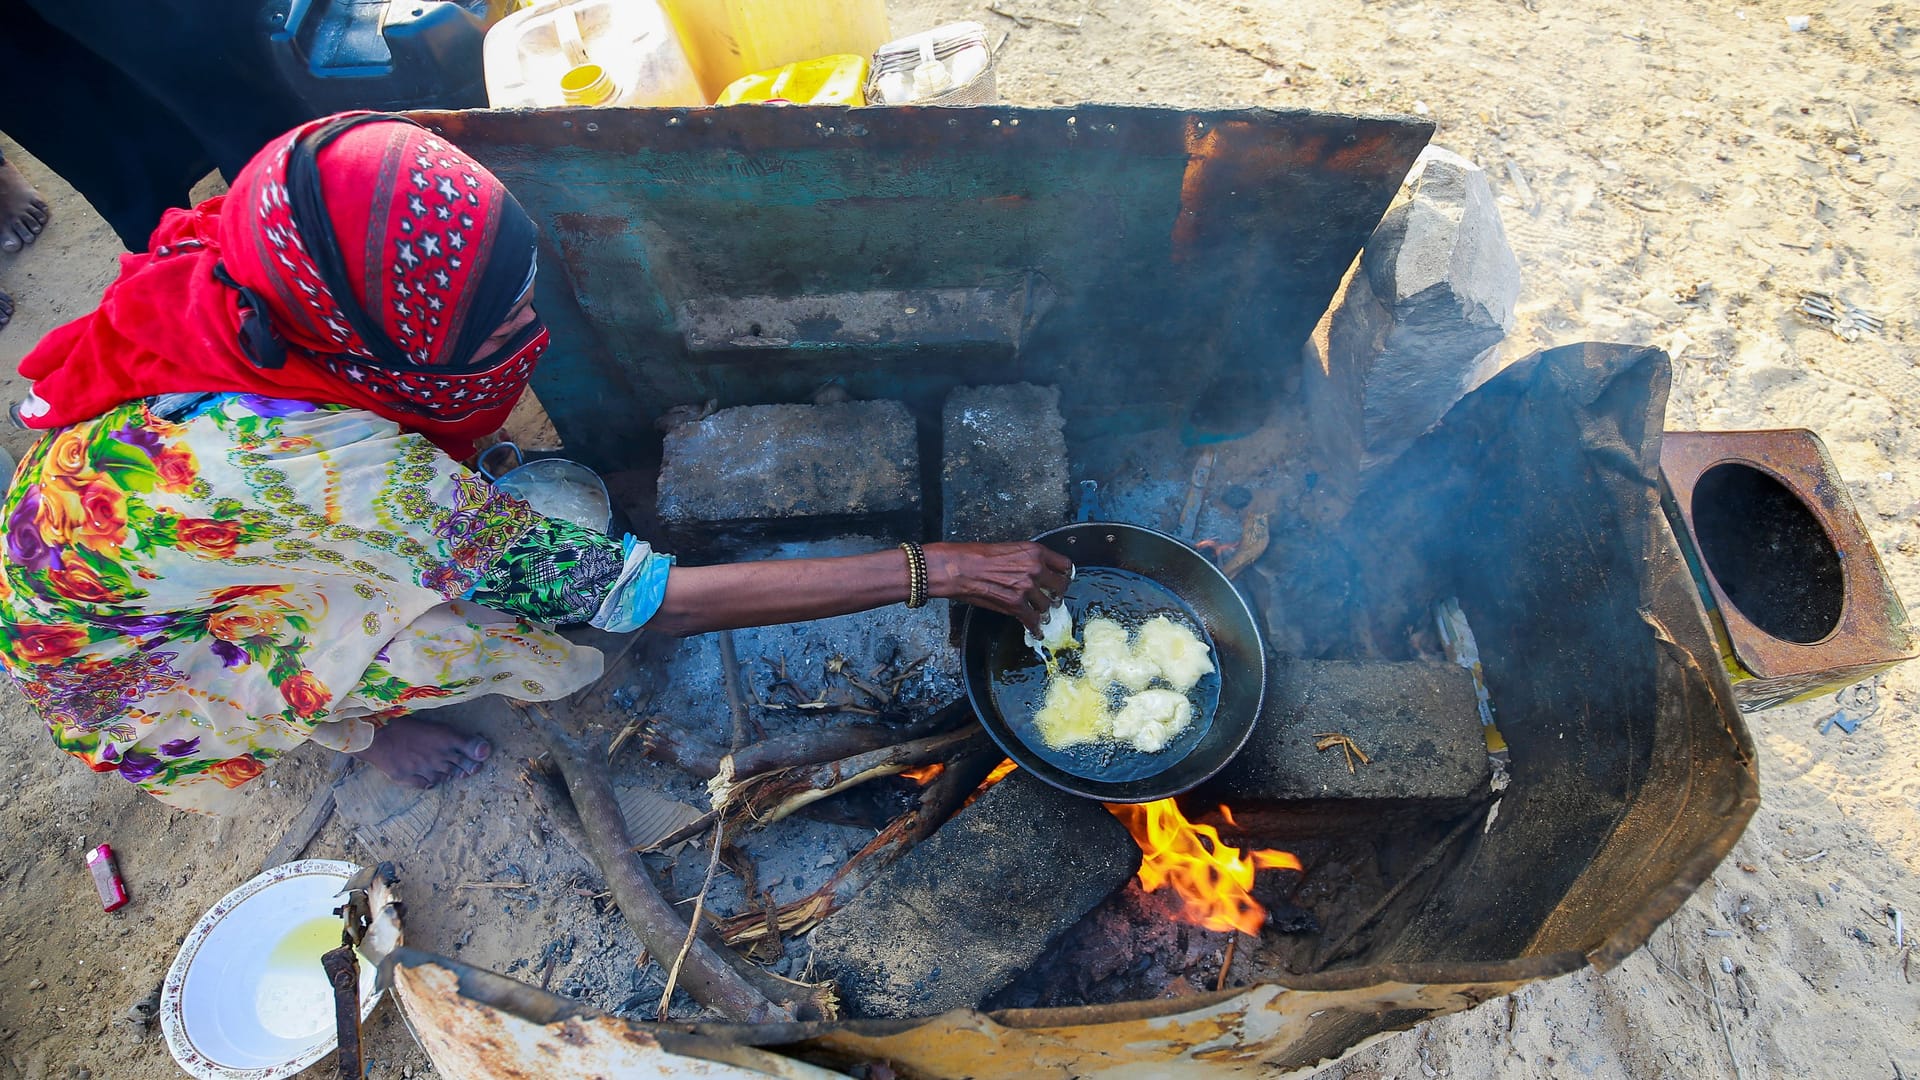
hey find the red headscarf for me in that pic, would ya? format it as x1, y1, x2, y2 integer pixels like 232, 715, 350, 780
16, 113, 548, 459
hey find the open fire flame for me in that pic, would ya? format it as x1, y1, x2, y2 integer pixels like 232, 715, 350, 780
955, 763, 1298, 934
898, 763, 943, 785
1105, 800, 1302, 935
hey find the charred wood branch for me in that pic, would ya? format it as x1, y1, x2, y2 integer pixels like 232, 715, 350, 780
321, 944, 364, 1079
638, 723, 990, 854
719, 742, 1004, 946
639, 700, 971, 781
518, 702, 790, 1023
725, 725, 991, 827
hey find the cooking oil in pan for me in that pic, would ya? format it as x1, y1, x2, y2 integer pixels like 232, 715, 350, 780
990, 566, 1220, 782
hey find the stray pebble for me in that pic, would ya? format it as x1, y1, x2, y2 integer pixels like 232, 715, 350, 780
1784, 14, 1810, 31
25, 980, 43, 991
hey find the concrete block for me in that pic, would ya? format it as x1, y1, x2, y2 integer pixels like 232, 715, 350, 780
1206, 658, 1490, 805
941, 383, 1070, 543
656, 401, 920, 545
1305, 147, 1521, 483
808, 770, 1141, 1018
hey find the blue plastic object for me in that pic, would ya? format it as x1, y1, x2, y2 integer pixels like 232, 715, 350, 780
263, 0, 499, 112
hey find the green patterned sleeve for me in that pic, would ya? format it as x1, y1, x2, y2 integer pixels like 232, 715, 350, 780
381, 437, 650, 628
467, 514, 628, 625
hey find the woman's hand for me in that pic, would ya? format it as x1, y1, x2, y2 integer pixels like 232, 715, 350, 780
925, 542, 1074, 635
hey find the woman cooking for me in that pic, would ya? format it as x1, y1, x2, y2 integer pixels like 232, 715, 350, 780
0, 113, 1070, 812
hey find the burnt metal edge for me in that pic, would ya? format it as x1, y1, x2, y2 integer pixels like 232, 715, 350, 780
389, 947, 777, 1064
1563, 478, 1762, 971
670, 949, 1590, 1049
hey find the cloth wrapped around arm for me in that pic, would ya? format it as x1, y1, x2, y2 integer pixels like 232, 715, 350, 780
399, 443, 671, 629
465, 511, 673, 630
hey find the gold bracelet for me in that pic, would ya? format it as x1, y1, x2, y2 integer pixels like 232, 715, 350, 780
900, 542, 929, 609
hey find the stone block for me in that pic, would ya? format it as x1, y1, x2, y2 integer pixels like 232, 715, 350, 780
1205, 658, 1489, 805
941, 383, 1070, 543
1305, 147, 1522, 485
656, 401, 920, 547
808, 770, 1141, 1018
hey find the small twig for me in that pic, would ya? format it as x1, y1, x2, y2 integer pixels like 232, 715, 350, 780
986, 3, 1081, 29
718, 631, 752, 748
455, 881, 532, 891
1209, 37, 1285, 70
1647, 948, 1710, 1001
659, 815, 727, 1018
607, 718, 645, 762
985, 4, 1029, 27
1313, 809, 1480, 970
1216, 934, 1239, 992
660, 630, 753, 1018
1704, 957, 1748, 1080
1312, 733, 1371, 774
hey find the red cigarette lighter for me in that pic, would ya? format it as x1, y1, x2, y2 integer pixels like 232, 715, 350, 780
86, 844, 128, 912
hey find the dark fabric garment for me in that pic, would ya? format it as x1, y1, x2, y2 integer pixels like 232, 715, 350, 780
0, 0, 308, 248
0, 3, 214, 248
19, 0, 307, 181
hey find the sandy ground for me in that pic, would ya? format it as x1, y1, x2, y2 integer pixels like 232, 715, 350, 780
2, 0, 1918, 1076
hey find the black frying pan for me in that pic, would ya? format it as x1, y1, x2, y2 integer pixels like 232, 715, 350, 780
961, 522, 1268, 802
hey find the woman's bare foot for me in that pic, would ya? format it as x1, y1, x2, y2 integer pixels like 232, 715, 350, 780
0, 159, 50, 255
349, 716, 491, 789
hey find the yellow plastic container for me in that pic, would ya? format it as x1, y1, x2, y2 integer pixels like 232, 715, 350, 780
485, 0, 706, 108
716, 54, 867, 105
662, 0, 889, 102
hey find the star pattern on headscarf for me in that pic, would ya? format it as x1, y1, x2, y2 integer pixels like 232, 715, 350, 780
230, 120, 542, 425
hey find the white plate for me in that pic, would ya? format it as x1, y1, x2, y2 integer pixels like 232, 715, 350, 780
161, 860, 383, 1080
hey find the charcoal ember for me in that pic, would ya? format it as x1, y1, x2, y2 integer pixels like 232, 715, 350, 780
985, 884, 1201, 1009
1264, 901, 1321, 936
807, 771, 1140, 1018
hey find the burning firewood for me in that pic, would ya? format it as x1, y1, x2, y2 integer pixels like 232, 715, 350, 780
722, 725, 991, 826
637, 724, 991, 854
717, 744, 1004, 947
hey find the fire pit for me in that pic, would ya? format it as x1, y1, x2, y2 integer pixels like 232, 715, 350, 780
380, 103, 1774, 1076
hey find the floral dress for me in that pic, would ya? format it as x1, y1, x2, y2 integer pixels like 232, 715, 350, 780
0, 393, 649, 812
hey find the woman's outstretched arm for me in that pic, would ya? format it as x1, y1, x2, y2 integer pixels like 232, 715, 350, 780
648, 542, 1072, 638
